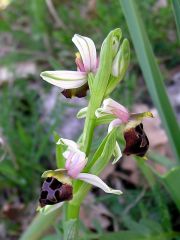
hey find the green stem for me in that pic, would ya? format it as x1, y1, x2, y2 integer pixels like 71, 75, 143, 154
66, 202, 80, 220
20, 208, 62, 240
66, 79, 103, 226
82, 98, 97, 155
82, 75, 103, 155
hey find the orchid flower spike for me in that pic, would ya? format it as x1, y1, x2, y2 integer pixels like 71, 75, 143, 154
38, 138, 122, 214
96, 98, 153, 162
40, 34, 98, 98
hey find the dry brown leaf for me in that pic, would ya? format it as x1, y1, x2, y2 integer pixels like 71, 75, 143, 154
2, 203, 25, 221
80, 193, 112, 229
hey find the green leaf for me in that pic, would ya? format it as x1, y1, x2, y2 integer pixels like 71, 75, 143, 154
85, 128, 117, 173
161, 167, 180, 212
122, 216, 168, 238
63, 219, 79, 240
73, 129, 117, 203
95, 115, 116, 126
120, 0, 180, 162
41, 235, 59, 240
20, 209, 62, 240
0, 161, 26, 186
172, 0, 180, 40
98, 231, 180, 240
53, 131, 65, 168
148, 151, 176, 170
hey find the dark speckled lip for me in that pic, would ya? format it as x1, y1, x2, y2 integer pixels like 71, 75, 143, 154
123, 123, 149, 157
62, 83, 89, 98
39, 177, 73, 207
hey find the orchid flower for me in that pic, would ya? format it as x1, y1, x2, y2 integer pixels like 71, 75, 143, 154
38, 138, 122, 214
96, 98, 153, 160
40, 34, 98, 98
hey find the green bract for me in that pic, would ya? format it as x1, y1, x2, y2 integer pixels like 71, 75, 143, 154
106, 38, 130, 96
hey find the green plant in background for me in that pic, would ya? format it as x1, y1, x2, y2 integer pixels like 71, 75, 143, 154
0, 80, 52, 201
120, 0, 180, 162
120, 0, 180, 210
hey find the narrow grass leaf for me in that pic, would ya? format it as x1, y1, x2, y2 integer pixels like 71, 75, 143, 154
120, 0, 180, 162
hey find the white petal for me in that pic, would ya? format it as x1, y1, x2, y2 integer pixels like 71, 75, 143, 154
108, 119, 122, 133
95, 107, 110, 118
38, 202, 64, 215
76, 107, 88, 119
112, 48, 121, 77
40, 71, 87, 89
77, 173, 122, 195
103, 98, 128, 115
112, 142, 122, 164
72, 34, 97, 72
57, 138, 78, 149
96, 99, 128, 119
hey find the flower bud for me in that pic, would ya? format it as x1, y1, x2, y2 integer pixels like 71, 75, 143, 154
39, 177, 73, 207
111, 39, 130, 79
112, 31, 122, 58
92, 28, 122, 102
105, 39, 130, 96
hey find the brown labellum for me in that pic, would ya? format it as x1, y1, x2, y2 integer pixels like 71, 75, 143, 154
62, 83, 89, 98
123, 123, 149, 157
39, 177, 73, 207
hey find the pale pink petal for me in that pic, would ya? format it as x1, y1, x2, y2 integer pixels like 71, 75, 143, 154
103, 98, 129, 122
72, 34, 97, 72
64, 151, 74, 170
75, 53, 86, 72
68, 159, 87, 178
40, 70, 87, 89
67, 152, 87, 178
108, 119, 122, 133
77, 173, 122, 195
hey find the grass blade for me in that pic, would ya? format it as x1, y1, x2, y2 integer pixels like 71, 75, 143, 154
119, 0, 180, 162
162, 167, 180, 212
172, 0, 180, 39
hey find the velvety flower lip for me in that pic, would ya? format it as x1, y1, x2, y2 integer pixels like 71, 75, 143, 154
39, 177, 73, 208
38, 137, 122, 214
123, 123, 149, 157
40, 34, 98, 98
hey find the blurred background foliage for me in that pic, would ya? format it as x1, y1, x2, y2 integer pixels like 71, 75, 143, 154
0, 0, 180, 239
